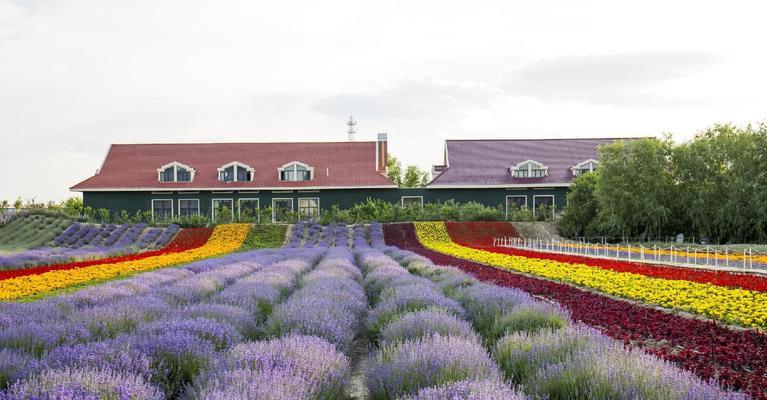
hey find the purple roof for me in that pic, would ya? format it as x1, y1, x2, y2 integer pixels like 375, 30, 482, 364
428, 138, 629, 187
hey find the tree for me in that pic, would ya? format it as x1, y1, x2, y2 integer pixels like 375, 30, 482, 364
0, 200, 8, 209
387, 155, 430, 187
558, 171, 599, 238
386, 155, 403, 186
595, 137, 675, 239
13, 198, 23, 210
402, 165, 430, 187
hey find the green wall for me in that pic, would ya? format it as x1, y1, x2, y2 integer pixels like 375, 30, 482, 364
83, 187, 569, 221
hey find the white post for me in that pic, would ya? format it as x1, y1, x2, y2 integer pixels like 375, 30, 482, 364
715, 251, 718, 267
725, 248, 729, 268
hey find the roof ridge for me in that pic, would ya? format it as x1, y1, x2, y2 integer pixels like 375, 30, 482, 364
111, 141, 376, 146
445, 137, 648, 142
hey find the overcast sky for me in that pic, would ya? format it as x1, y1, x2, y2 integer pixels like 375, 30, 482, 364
1, 0, 765, 202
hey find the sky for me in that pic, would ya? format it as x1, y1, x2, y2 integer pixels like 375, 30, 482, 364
1, 0, 766, 202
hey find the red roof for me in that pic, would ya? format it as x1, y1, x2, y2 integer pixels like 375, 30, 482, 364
71, 142, 396, 191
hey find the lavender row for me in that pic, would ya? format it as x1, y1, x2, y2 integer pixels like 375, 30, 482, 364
385, 246, 748, 400
0, 248, 324, 399
196, 247, 366, 399
0, 223, 180, 270
356, 248, 517, 399
286, 222, 384, 249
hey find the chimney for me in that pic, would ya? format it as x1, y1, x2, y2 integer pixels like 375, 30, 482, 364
376, 133, 388, 172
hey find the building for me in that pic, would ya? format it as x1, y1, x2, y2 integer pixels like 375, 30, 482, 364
71, 135, 398, 222
71, 135, 627, 221
423, 138, 620, 218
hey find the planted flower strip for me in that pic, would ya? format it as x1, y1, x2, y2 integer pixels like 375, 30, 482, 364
416, 222, 767, 329
0, 227, 212, 282
445, 221, 767, 293
384, 222, 767, 400
384, 244, 748, 400
0, 223, 181, 272
0, 247, 324, 398
0, 224, 248, 300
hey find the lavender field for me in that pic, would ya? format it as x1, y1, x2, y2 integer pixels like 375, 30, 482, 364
0, 222, 180, 270
0, 223, 749, 399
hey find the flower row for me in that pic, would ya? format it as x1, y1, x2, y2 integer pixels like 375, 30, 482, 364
417, 222, 767, 329
0, 224, 250, 301
445, 221, 767, 293
0, 228, 212, 282
383, 223, 767, 400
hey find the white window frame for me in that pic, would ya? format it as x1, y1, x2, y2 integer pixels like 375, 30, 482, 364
217, 161, 255, 182
277, 161, 314, 182
571, 159, 599, 176
178, 198, 200, 217
297, 197, 320, 219
510, 160, 549, 178
151, 199, 174, 220
271, 198, 294, 223
238, 198, 260, 221
401, 196, 424, 210
505, 195, 528, 219
157, 161, 196, 182
532, 195, 555, 218
211, 198, 234, 221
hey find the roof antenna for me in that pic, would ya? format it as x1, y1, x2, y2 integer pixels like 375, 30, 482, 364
347, 113, 357, 141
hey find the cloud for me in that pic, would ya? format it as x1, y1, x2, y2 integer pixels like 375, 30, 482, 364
312, 80, 491, 120
502, 50, 718, 105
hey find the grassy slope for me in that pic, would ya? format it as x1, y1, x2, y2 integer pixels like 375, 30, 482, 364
0, 214, 72, 252
240, 224, 288, 250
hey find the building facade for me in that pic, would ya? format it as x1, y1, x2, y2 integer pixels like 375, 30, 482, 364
71, 135, 624, 222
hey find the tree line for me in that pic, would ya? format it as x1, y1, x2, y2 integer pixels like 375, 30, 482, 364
558, 123, 767, 244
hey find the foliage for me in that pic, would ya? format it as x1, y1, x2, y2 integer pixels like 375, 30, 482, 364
414, 221, 767, 329
387, 155, 430, 188
319, 199, 508, 224
562, 123, 767, 243
240, 224, 288, 250
0, 214, 72, 251
558, 171, 600, 238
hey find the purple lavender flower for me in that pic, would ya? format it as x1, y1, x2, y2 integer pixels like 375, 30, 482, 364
367, 285, 464, 337
267, 296, 360, 353
365, 334, 499, 400
136, 317, 243, 350
43, 339, 155, 382
457, 283, 533, 339
402, 379, 526, 400
213, 335, 351, 399
174, 303, 258, 339
3, 367, 163, 400
379, 309, 479, 346
487, 301, 570, 344
0, 322, 90, 357
0, 349, 40, 389
193, 367, 317, 400
131, 331, 217, 397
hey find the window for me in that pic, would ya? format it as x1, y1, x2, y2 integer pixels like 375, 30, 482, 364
239, 199, 260, 221
401, 196, 424, 209
157, 162, 196, 183
533, 195, 555, 220
571, 159, 599, 176
278, 162, 313, 182
178, 199, 199, 217
152, 199, 173, 220
511, 160, 548, 179
298, 197, 320, 219
272, 198, 294, 223
212, 199, 234, 221
218, 161, 254, 182
506, 195, 527, 220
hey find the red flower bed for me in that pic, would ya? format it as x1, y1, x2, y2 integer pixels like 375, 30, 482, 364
444, 221, 767, 293
0, 228, 214, 281
384, 223, 767, 400
443, 221, 519, 247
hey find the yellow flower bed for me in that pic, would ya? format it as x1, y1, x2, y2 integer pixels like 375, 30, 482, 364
415, 222, 767, 329
0, 224, 250, 301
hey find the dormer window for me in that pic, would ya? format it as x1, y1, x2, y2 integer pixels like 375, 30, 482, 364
157, 162, 195, 183
218, 161, 255, 182
279, 161, 313, 182
511, 160, 548, 178
571, 159, 599, 176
